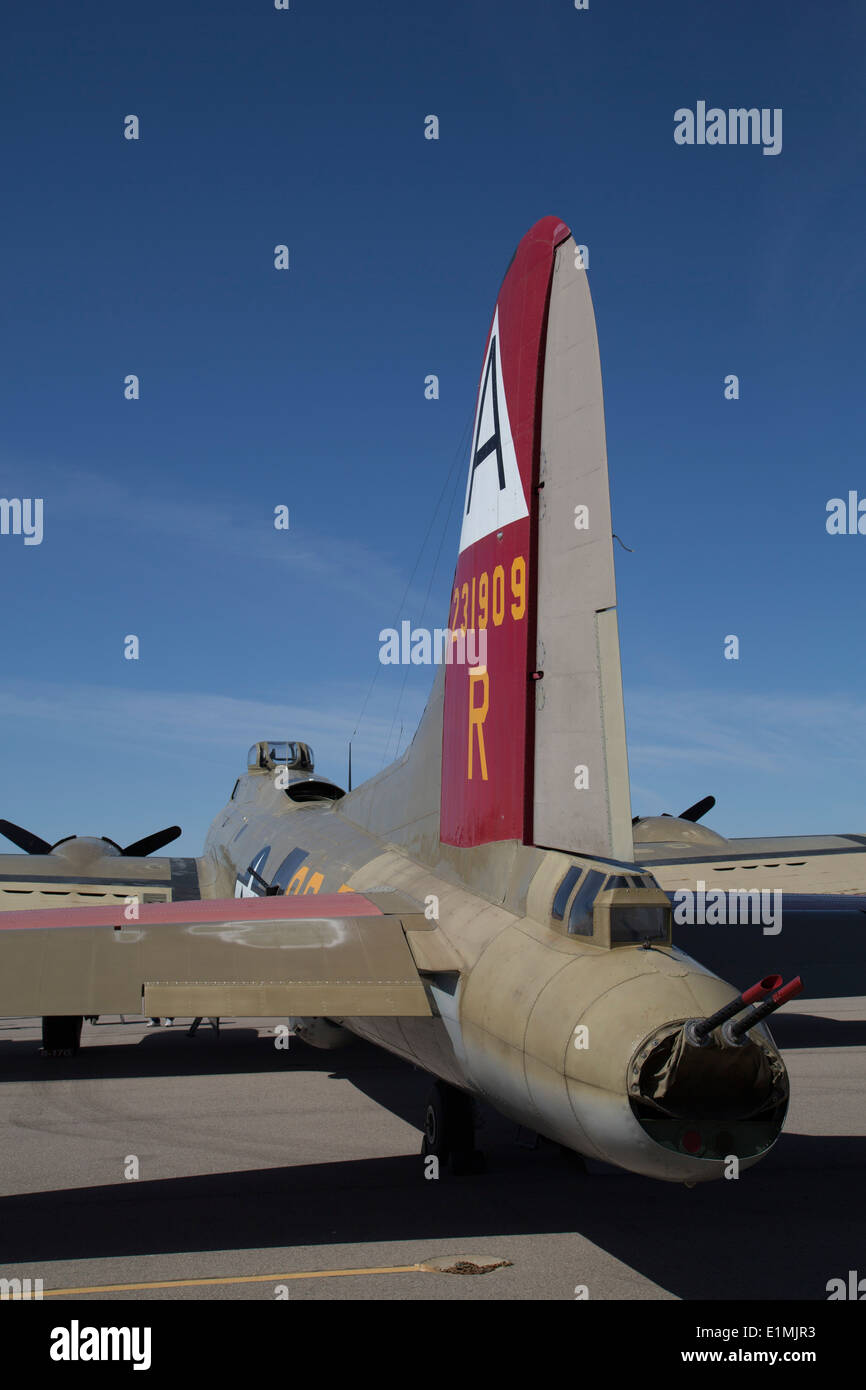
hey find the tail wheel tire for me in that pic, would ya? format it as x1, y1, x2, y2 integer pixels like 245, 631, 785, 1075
420, 1081, 485, 1174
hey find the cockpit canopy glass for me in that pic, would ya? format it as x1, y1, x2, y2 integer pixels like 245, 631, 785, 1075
247, 742, 315, 772
609, 904, 669, 944
266, 742, 298, 765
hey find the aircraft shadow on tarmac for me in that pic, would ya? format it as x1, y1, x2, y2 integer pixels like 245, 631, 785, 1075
0, 1007, 863, 1094
0, 1031, 435, 1131
763, 1013, 866, 1049
0, 1130, 862, 1300
0, 1027, 389, 1086
0, 1029, 862, 1300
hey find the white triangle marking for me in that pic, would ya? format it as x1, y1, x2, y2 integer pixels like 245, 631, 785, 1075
458, 308, 529, 554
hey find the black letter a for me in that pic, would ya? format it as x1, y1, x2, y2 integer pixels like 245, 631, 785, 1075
466, 336, 505, 513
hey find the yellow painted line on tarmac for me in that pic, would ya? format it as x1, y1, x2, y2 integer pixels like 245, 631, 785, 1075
42, 1264, 426, 1296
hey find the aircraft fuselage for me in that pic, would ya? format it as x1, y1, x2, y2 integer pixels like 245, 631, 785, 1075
201, 762, 789, 1184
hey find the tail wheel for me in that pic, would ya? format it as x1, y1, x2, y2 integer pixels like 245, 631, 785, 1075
421, 1081, 485, 1175
423, 1097, 442, 1155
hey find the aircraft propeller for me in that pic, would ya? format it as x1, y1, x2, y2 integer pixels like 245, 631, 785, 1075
0, 819, 182, 857
632, 795, 715, 827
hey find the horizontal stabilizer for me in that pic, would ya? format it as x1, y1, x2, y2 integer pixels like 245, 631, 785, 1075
0, 894, 432, 1019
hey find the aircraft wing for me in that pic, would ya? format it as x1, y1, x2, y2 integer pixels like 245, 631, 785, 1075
635, 833, 866, 895
0, 849, 202, 911
0, 892, 438, 1019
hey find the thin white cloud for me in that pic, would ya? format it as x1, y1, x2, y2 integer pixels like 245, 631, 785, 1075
21, 461, 454, 621
0, 676, 429, 770
627, 688, 866, 773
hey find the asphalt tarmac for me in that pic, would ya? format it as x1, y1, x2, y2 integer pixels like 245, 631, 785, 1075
0, 999, 863, 1301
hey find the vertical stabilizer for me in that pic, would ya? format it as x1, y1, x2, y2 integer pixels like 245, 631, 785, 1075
440, 217, 632, 861
532, 235, 633, 860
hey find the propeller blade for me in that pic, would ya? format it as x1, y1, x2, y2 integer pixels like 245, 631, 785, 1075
121, 826, 182, 857
679, 795, 716, 824
0, 818, 52, 855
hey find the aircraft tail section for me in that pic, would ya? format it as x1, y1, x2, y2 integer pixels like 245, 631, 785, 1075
440, 216, 633, 861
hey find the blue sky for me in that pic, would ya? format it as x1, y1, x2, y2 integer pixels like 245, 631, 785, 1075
1, 0, 865, 853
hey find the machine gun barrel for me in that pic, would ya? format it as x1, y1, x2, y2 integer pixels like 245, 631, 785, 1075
726, 976, 803, 1042
687, 974, 782, 1045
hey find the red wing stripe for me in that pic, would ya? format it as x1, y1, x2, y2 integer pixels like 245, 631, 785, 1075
0, 893, 382, 932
